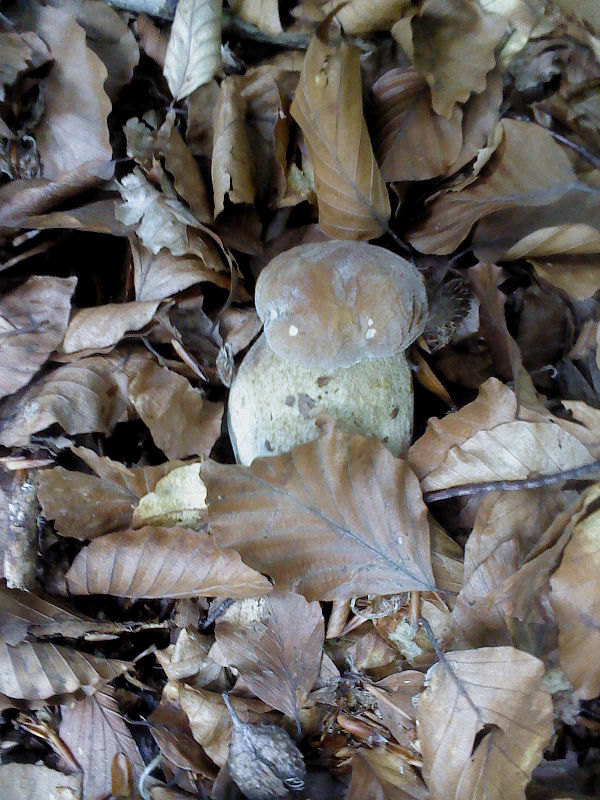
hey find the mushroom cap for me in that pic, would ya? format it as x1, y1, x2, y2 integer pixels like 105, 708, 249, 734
255, 240, 427, 369
228, 333, 413, 465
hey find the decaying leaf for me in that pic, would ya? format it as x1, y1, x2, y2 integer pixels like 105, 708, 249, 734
290, 34, 390, 239
417, 647, 553, 799
319, 0, 405, 34
65, 526, 272, 598
164, 0, 222, 101
411, 0, 507, 118
0, 764, 82, 800
128, 360, 223, 459
407, 120, 576, 254
203, 428, 435, 601
215, 592, 324, 725
0, 276, 76, 400
59, 688, 144, 800
229, 0, 283, 35
61, 300, 160, 355
372, 67, 463, 181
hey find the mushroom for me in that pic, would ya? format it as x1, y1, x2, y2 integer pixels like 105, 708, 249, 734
228, 240, 428, 465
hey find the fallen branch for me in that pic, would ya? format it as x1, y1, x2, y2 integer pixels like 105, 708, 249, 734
423, 459, 600, 503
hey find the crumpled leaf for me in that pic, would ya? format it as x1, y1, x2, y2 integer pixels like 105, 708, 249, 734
417, 646, 553, 800
0, 764, 82, 800
128, 360, 223, 459
422, 420, 594, 492
372, 67, 463, 182
61, 300, 160, 355
164, 0, 222, 101
33, 4, 113, 180
407, 120, 577, 254
37, 445, 187, 540
132, 463, 207, 530
65, 526, 272, 599
0, 641, 128, 704
203, 428, 435, 601
411, 0, 507, 118
0, 276, 76, 400
211, 77, 256, 216
290, 35, 390, 240
318, 0, 406, 34
550, 504, 600, 699
149, 701, 217, 778
215, 592, 324, 725
0, 31, 51, 103
59, 688, 145, 800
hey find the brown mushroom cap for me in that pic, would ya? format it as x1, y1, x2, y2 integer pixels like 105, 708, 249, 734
255, 240, 428, 369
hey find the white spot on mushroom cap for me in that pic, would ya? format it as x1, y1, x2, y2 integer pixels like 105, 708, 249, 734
289, 324, 299, 337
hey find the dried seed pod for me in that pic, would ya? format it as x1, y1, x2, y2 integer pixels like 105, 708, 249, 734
222, 693, 306, 800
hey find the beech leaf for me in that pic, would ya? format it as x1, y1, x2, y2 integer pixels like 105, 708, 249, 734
290, 35, 391, 240
132, 463, 207, 530
215, 592, 324, 724
229, 0, 283, 35
417, 646, 553, 799
164, 0, 222, 101
0, 764, 82, 800
203, 428, 435, 601
61, 300, 160, 355
65, 526, 272, 599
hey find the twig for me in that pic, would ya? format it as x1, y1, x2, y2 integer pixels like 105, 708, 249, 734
138, 754, 162, 800
423, 459, 600, 504
200, 597, 234, 629
544, 129, 600, 172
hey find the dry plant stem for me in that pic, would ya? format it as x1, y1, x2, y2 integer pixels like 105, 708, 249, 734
423, 459, 600, 503
410, 591, 421, 632
544, 129, 600, 172
200, 597, 235, 629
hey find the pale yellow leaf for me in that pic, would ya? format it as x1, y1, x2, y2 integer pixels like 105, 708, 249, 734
132, 463, 207, 530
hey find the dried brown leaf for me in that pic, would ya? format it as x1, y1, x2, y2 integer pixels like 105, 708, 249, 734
448, 68, 503, 173
409, 378, 518, 480
215, 592, 324, 723
34, 5, 112, 179
65, 526, 272, 599
0, 276, 76, 400
0, 31, 50, 102
550, 504, 600, 698
128, 361, 223, 459
372, 67, 463, 182
156, 628, 223, 687
38, 446, 187, 540
0, 764, 82, 800
229, 0, 283, 34
212, 77, 256, 216
407, 120, 576, 254
422, 420, 594, 492
417, 647, 553, 799
318, 0, 406, 34
290, 36, 390, 240
132, 463, 207, 531
203, 428, 435, 601
149, 701, 217, 777
59, 688, 145, 800
138, 13, 169, 67
61, 300, 160, 355
164, 0, 222, 101
412, 0, 506, 118
0, 641, 128, 704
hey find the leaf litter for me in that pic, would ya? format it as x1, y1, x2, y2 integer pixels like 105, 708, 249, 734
2, 1, 600, 798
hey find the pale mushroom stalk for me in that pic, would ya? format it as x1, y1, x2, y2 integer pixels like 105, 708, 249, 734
228, 241, 428, 466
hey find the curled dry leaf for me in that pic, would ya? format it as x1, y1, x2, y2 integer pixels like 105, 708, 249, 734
407, 120, 576, 254
372, 67, 463, 182
137, 13, 169, 67
203, 428, 435, 601
34, 4, 113, 180
61, 300, 160, 355
0, 764, 82, 800
212, 77, 256, 216
411, 0, 506, 119
128, 361, 223, 460
164, 0, 222, 101
417, 646, 553, 799
149, 701, 217, 778
38, 446, 187, 540
156, 628, 223, 687
59, 688, 145, 800
550, 504, 600, 699
0, 275, 76, 400
290, 35, 390, 240
448, 67, 503, 173
422, 420, 594, 492
215, 592, 324, 725
65, 526, 272, 599
0, 641, 128, 704
132, 463, 207, 531
319, 0, 405, 34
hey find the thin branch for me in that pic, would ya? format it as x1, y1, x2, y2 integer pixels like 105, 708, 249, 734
200, 597, 234, 629
545, 129, 600, 172
423, 459, 600, 504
